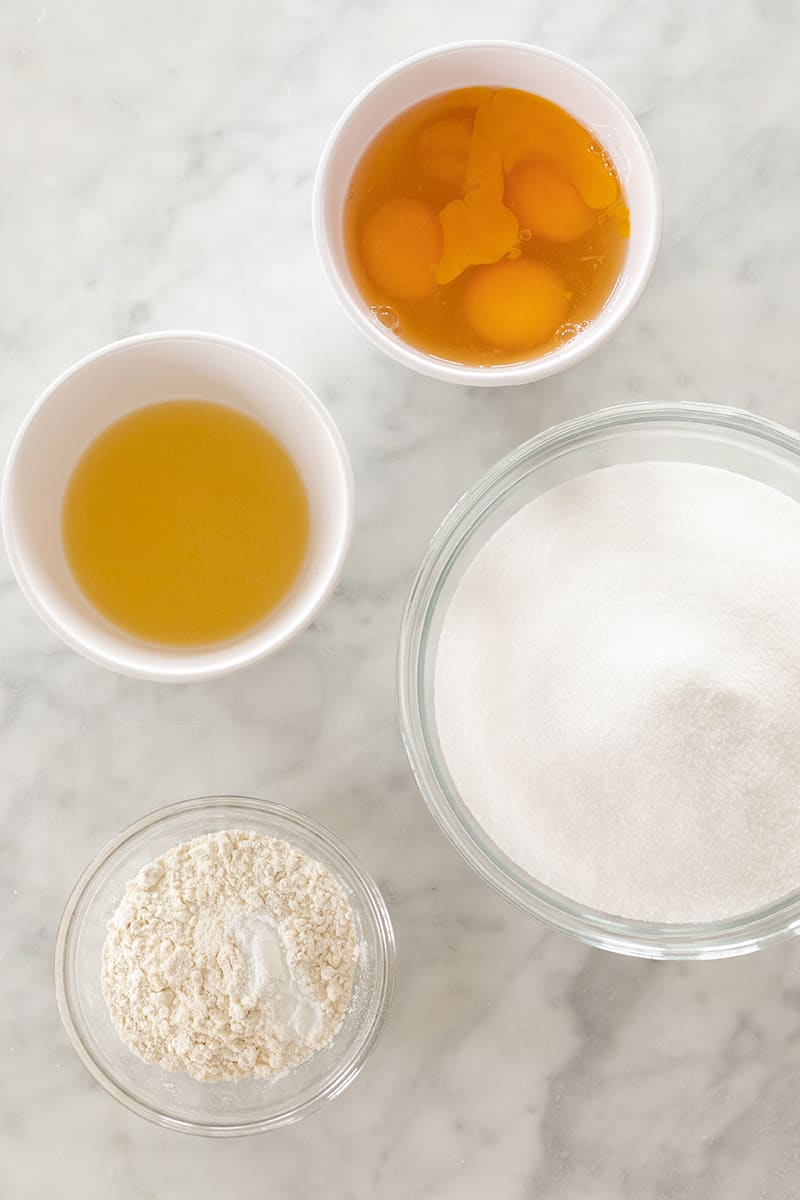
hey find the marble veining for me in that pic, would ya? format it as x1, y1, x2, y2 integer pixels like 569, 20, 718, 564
3, 1, 800, 1196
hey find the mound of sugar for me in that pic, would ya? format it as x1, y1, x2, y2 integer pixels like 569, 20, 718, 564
434, 461, 800, 923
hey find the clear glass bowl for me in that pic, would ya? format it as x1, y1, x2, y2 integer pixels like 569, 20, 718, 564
55, 796, 396, 1135
398, 402, 800, 960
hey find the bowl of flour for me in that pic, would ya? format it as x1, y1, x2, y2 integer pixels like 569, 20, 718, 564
399, 402, 800, 959
55, 796, 395, 1134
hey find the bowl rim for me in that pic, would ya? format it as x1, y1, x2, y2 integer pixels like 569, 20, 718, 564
54, 794, 396, 1136
312, 38, 663, 387
397, 400, 800, 959
1, 330, 355, 682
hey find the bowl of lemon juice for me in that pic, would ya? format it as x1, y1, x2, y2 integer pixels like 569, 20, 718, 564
2, 331, 353, 680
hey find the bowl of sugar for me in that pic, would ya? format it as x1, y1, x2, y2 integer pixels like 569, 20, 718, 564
2, 331, 353, 681
399, 402, 800, 958
314, 41, 661, 386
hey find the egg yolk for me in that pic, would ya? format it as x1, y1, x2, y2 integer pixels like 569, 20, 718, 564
505, 162, 594, 243
419, 116, 474, 188
361, 198, 443, 300
490, 89, 618, 209
464, 259, 569, 349
435, 98, 518, 285
436, 188, 518, 285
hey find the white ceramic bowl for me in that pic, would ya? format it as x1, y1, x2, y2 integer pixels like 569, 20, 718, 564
2, 332, 353, 681
313, 40, 662, 387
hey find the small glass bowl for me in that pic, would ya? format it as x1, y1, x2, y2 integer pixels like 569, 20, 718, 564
398, 402, 800, 960
55, 796, 395, 1135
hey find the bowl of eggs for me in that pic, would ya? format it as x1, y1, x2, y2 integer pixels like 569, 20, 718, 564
1, 331, 353, 681
313, 40, 662, 386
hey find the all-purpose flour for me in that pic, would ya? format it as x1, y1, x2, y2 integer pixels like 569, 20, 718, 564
435, 462, 800, 924
102, 831, 359, 1081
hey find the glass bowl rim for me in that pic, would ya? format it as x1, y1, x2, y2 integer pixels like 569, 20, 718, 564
54, 794, 396, 1136
397, 400, 800, 960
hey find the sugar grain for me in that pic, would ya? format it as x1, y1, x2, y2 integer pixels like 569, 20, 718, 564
435, 462, 800, 923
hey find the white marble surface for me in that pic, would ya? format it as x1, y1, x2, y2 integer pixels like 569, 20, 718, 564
4, 0, 800, 1195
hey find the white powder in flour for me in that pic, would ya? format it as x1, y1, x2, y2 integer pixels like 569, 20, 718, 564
435, 461, 800, 924
101, 830, 359, 1081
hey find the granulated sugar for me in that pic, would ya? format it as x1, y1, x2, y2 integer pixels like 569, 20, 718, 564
434, 462, 800, 923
